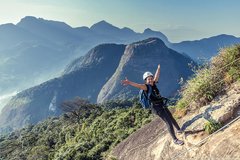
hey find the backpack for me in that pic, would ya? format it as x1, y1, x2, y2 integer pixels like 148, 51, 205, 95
139, 84, 152, 109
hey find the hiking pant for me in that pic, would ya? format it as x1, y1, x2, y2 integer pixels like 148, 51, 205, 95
151, 104, 180, 140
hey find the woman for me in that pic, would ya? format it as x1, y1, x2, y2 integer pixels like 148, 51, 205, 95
121, 64, 184, 145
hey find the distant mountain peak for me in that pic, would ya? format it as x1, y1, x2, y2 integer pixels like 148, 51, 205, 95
90, 20, 120, 32
22, 16, 37, 20
142, 28, 169, 45
210, 34, 237, 39
18, 16, 39, 24
143, 28, 153, 32
91, 20, 113, 27
122, 27, 135, 32
17, 16, 71, 29
96, 20, 109, 25
0, 23, 15, 28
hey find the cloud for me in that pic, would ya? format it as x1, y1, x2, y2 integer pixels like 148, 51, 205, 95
0, 91, 18, 113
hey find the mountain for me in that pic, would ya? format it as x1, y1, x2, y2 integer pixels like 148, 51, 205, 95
0, 21, 68, 99
90, 20, 170, 45
0, 43, 126, 129
170, 34, 240, 61
97, 38, 194, 103
90, 20, 137, 39
1, 16, 240, 117
0, 17, 79, 108
0, 34, 69, 99
17, 16, 81, 45
0, 16, 170, 108
91, 20, 126, 35
0, 23, 52, 50
1, 16, 239, 104
143, 28, 169, 46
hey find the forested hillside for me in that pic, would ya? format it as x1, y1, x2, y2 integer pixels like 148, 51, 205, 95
0, 98, 152, 159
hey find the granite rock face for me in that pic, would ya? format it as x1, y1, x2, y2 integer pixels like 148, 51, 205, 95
97, 38, 194, 103
111, 82, 240, 160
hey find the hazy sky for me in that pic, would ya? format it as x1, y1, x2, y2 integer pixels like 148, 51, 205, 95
0, 0, 240, 42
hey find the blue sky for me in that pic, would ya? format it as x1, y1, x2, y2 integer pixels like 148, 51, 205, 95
0, 0, 239, 42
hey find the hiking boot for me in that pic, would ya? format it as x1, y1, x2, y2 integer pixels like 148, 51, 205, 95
173, 139, 184, 145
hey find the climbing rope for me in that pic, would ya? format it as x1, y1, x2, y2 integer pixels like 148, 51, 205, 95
181, 56, 240, 109
171, 115, 240, 160
120, 56, 240, 159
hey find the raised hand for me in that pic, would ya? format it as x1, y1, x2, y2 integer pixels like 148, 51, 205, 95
121, 77, 130, 86
154, 64, 161, 83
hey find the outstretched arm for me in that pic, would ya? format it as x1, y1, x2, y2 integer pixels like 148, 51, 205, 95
154, 64, 161, 83
121, 77, 147, 90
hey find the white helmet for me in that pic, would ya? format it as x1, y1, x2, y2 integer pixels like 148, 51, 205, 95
143, 71, 153, 80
